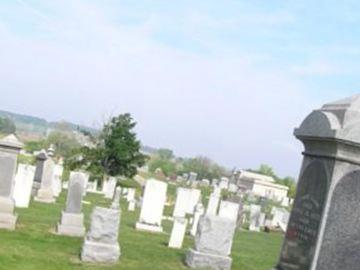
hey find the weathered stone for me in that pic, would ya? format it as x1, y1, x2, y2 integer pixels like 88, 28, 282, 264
81, 207, 121, 263
34, 148, 56, 203
13, 164, 35, 208
0, 135, 22, 230
168, 217, 188, 249
52, 164, 63, 197
111, 187, 121, 209
218, 200, 239, 222
126, 188, 135, 202
274, 95, 360, 270
136, 179, 167, 233
186, 215, 236, 270
57, 171, 86, 237
206, 192, 220, 216
103, 177, 117, 199
249, 204, 261, 232
173, 188, 201, 217
190, 202, 205, 236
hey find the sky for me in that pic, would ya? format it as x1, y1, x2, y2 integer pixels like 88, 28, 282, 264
1, 0, 360, 178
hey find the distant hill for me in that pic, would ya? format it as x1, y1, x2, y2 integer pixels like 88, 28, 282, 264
0, 110, 97, 139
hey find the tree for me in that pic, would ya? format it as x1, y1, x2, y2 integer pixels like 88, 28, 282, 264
181, 156, 225, 180
46, 131, 82, 158
68, 114, 146, 179
0, 117, 16, 134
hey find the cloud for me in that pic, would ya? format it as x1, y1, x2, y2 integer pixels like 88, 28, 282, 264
0, 0, 322, 177
290, 60, 342, 76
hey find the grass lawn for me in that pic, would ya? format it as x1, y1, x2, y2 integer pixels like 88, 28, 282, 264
0, 191, 283, 270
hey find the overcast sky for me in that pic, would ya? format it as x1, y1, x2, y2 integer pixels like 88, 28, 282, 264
1, 1, 360, 178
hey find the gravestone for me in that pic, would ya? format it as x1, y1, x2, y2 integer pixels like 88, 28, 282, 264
273, 95, 360, 270
32, 150, 47, 195
173, 188, 201, 217
188, 172, 198, 182
206, 190, 221, 216
190, 202, 205, 236
34, 147, 56, 203
103, 177, 117, 199
57, 171, 86, 237
0, 135, 23, 230
13, 164, 35, 208
169, 217, 188, 249
186, 215, 236, 270
136, 179, 167, 232
218, 201, 240, 222
81, 207, 121, 263
52, 164, 63, 197
249, 204, 261, 232
128, 199, 136, 211
111, 187, 121, 209
126, 188, 135, 202
219, 177, 229, 190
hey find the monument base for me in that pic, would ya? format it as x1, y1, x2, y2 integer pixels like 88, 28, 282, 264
57, 211, 85, 237
34, 189, 55, 203
81, 240, 120, 263
135, 222, 163, 233
185, 249, 232, 270
0, 213, 17, 230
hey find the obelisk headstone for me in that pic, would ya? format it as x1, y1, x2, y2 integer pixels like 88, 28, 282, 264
0, 134, 23, 230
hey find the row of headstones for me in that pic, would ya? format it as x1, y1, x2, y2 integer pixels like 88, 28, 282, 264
246, 204, 290, 233
134, 179, 240, 270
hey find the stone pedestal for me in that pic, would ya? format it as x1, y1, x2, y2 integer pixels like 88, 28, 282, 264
81, 207, 121, 263
0, 197, 17, 230
57, 211, 85, 237
0, 135, 23, 230
81, 240, 120, 263
135, 222, 163, 233
186, 249, 232, 270
34, 189, 56, 203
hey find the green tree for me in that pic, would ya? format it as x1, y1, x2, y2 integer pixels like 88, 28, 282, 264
68, 114, 146, 179
0, 117, 16, 134
181, 156, 225, 180
148, 157, 176, 176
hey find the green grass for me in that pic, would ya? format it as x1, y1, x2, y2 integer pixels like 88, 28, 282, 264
0, 192, 283, 270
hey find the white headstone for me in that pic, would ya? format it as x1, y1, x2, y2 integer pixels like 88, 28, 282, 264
13, 164, 35, 208
249, 204, 261, 232
136, 179, 167, 232
104, 177, 117, 199
190, 203, 205, 236
173, 188, 201, 217
218, 201, 240, 222
34, 156, 56, 203
52, 164, 63, 197
126, 188, 136, 202
169, 217, 188, 249
206, 192, 220, 216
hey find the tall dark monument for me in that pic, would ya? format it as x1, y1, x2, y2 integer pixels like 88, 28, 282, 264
274, 95, 360, 270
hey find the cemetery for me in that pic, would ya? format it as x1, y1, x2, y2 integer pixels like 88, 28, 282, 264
3, 95, 360, 269
1, 1, 359, 269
